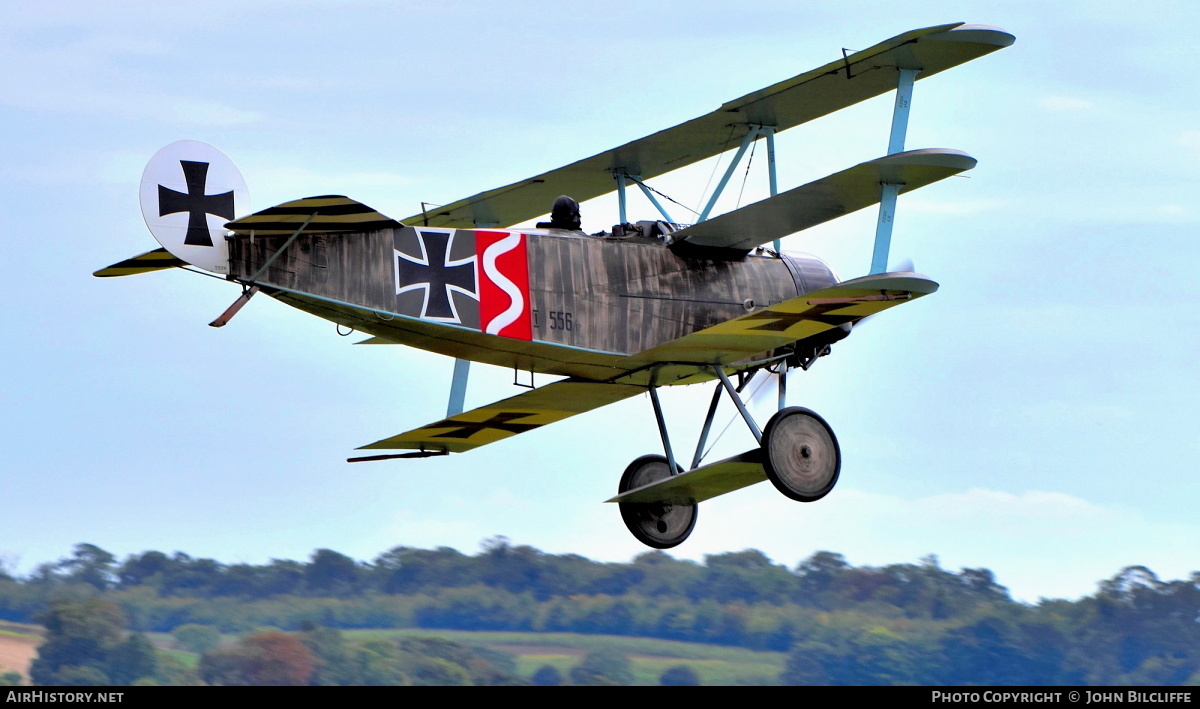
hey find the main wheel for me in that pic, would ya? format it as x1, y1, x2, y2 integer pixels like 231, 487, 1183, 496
761, 407, 841, 502
618, 454, 697, 549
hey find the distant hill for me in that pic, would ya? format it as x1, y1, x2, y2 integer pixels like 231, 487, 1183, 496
3, 542, 1198, 685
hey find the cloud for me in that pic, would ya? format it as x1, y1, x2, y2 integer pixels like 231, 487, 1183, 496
904, 197, 1009, 216
168, 98, 263, 126
0, 29, 261, 127
240, 76, 346, 91
1039, 96, 1094, 112
0, 149, 146, 187
1022, 400, 1134, 428
250, 166, 419, 211
1177, 131, 1200, 163
1, 68, 263, 127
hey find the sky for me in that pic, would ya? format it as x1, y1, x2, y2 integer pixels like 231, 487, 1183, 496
2, 0, 1198, 603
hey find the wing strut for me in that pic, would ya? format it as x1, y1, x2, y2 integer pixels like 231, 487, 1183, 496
714, 366, 763, 444
871, 68, 919, 274
698, 125, 776, 223
648, 385, 680, 476
613, 123, 780, 239
447, 358, 471, 417
615, 172, 679, 225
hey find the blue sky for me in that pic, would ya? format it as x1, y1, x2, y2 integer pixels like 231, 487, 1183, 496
2, 1, 1197, 602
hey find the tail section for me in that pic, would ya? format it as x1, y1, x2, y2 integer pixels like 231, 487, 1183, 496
93, 247, 185, 278
137, 140, 249, 275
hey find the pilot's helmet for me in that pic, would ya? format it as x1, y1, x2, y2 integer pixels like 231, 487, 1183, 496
551, 195, 581, 230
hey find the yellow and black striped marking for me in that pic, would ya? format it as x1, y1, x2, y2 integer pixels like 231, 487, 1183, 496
93, 248, 185, 277
225, 195, 402, 236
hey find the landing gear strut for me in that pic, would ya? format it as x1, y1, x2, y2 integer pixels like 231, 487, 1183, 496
616, 364, 842, 548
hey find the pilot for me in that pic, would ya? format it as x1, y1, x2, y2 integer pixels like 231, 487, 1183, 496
536, 195, 583, 232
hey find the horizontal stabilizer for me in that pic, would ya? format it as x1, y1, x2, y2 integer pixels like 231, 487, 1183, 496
606, 449, 767, 505
671, 149, 976, 254
405, 24, 1012, 229
225, 195, 403, 236
357, 378, 643, 454
618, 272, 938, 379
93, 248, 185, 277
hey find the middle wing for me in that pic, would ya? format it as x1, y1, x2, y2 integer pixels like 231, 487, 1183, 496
668, 149, 975, 255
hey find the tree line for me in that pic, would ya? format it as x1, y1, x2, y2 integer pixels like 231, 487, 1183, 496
2, 541, 1198, 685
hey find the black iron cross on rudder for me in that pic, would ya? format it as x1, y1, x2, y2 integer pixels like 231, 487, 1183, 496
158, 160, 235, 247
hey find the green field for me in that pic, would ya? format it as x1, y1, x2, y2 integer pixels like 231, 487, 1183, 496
344, 629, 784, 685
0, 622, 40, 639
141, 627, 787, 685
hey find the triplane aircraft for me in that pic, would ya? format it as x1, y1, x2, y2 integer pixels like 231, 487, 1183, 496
98, 24, 1013, 548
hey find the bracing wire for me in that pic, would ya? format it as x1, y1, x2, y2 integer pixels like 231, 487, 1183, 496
735, 135, 759, 210
698, 371, 771, 465
696, 125, 737, 217
179, 266, 232, 281
625, 175, 700, 218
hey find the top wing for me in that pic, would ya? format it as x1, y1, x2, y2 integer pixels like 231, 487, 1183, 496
356, 378, 643, 454
225, 195, 402, 236
405, 24, 1013, 229
669, 149, 976, 255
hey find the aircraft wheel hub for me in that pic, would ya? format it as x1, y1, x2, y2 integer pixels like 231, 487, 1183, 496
762, 407, 841, 502
618, 455, 697, 549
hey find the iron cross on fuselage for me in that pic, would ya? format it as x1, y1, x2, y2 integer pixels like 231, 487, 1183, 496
158, 160, 236, 247
394, 230, 477, 321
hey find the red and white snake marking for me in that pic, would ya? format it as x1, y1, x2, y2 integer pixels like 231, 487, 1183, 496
481, 232, 525, 335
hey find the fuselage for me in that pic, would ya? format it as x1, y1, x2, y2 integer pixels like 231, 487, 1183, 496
227, 226, 838, 382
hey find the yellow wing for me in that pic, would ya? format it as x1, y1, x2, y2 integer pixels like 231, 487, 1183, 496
354, 272, 936, 457
355, 378, 643, 455
93, 248, 185, 277
615, 272, 939, 385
